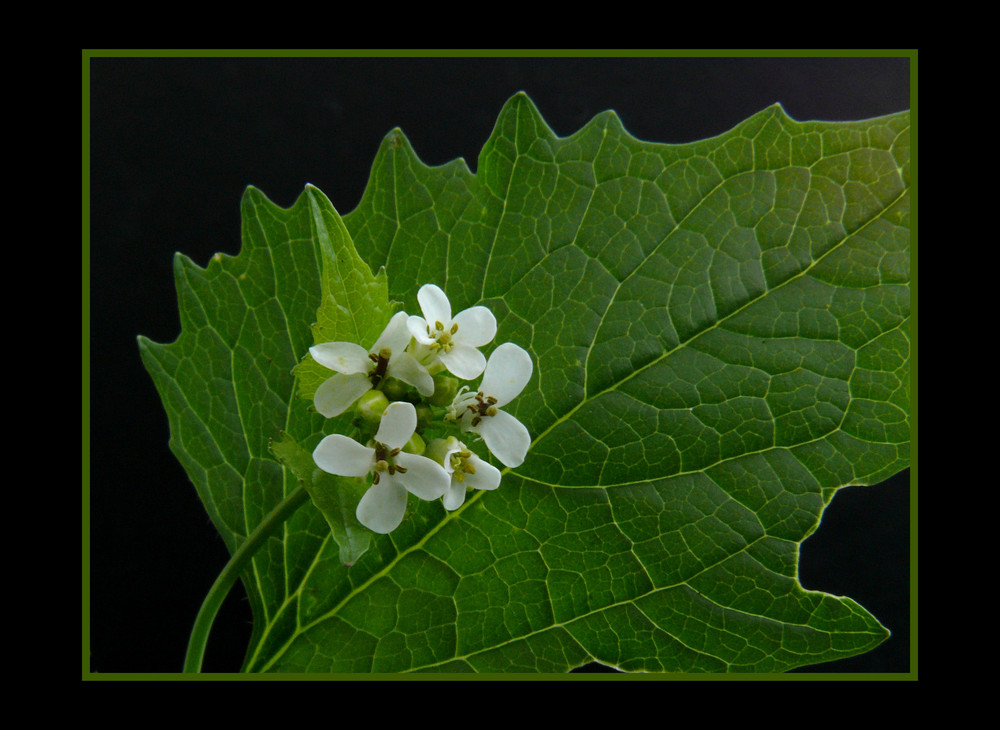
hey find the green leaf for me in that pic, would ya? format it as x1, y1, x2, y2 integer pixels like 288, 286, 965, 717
139, 93, 909, 673
292, 185, 395, 404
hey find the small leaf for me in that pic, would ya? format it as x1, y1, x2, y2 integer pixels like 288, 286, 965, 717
292, 184, 395, 403
270, 431, 371, 566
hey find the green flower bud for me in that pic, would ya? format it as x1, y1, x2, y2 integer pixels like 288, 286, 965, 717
414, 403, 433, 427
355, 389, 389, 425
428, 373, 459, 406
425, 436, 459, 466
402, 431, 426, 456
380, 377, 408, 401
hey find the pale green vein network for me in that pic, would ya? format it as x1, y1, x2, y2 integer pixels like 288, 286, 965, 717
402, 530, 860, 673
523, 186, 907, 487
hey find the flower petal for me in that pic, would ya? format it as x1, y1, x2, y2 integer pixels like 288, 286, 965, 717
372, 311, 412, 356
440, 343, 487, 380
440, 437, 464, 468
356, 479, 408, 534
417, 283, 452, 325
374, 401, 416, 449
479, 342, 533, 407
473, 409, 531, 468
452, 306, 497, 348
313, 434, 375, 477
406, 315, 436, 345
463, 453, 502, 491
442, 481, 467, 511
386, 352, 434, 396
309, 341, 371, 374
314, 372, 372, 417
394, 452, 451, 500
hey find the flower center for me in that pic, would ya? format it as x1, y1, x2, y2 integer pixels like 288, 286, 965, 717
427, 320, 459, 352
449, 448, 476, 483
466, 392, 498, 427
372, 440, 406, 484
367, 347, 392, 387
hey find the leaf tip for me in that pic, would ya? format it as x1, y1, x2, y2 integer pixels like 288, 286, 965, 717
302, 182, 327, 207
383, 127, 408, 152
767, 101, 796, 122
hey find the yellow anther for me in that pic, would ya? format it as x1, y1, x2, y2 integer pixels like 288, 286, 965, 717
450, 449, 476, 476
430, 329, 453, 353
435, 321, 445, 331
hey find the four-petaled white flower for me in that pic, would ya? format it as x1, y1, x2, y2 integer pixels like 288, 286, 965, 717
313, 401, 450, 534
310, 311, 433, 417
406, 283, 497, 380
449, 342, 533, 468
428, 436, 502, 511
308, 283, 531, 534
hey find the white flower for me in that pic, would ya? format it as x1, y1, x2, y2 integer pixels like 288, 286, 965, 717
406, 283, 497, 380
449, 342, 532, 468
312, 401, 450, 534
427, 436, 502, 510
310, 311, 433, 417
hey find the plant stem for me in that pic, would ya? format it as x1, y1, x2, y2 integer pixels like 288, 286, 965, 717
183, 485, 310, 673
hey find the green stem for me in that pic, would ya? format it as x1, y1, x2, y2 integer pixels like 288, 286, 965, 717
183, 485, 310, 673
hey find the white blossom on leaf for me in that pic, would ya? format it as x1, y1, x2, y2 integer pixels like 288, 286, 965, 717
406, 283, 497, 380
312, 401, 450, 534
310, 311, 433, 417
449, 342, 533, 468
427, 436, 502, 511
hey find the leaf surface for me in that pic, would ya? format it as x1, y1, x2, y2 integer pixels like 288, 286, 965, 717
139, 93, 909, 673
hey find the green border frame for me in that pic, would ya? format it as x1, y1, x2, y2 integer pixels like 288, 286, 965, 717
82, 48, 917, 681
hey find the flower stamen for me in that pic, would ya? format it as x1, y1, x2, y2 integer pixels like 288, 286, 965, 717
465, 392, 499, 425
367, 347, 392, 388
371, 440, 409, 480
448, 449, 477, 483
426, 320, 460, 353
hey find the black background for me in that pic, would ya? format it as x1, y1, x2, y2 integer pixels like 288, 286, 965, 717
88, 55, 912, 676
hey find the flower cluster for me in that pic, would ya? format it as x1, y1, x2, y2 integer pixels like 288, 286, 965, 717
310, 284, 533, 534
